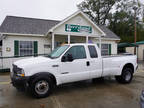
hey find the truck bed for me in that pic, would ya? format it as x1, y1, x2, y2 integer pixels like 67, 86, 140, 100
102, 53, 134, 58
101, 53, 137, 76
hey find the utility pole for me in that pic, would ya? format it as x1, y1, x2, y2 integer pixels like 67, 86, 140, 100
134, 8, 137, 55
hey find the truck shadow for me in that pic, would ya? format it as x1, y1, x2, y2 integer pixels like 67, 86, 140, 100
53, 77, 117, 95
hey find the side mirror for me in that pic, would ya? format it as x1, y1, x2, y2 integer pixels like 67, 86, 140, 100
61, 56, 66, 62
61, 54, 74, 62
67, 54, 73, 62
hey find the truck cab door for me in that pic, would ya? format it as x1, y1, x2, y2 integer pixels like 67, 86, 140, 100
59, 45, 89, 84
87, 45, 102, 79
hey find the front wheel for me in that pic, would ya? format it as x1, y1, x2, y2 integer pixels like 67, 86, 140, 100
115, 67, 133, 84
30, 77, 53, 98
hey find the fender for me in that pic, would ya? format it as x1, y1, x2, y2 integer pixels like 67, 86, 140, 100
119, 63, 134, 75
28, 72, 57, 85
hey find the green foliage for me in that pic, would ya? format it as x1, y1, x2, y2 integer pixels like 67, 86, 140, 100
78, 0, 144, 43
77, 0, 120, 25
108, 0, 144, 43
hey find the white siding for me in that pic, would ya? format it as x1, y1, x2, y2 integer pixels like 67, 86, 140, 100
1, 35, 51, 69
53, 14, 102, 36
126, 45, 144, 60
2, 35, 51, 57
92, 38, 118, 55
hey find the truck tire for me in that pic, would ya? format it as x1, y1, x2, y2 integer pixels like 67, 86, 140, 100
115, 67, 133, 84
30, 76, 53, 98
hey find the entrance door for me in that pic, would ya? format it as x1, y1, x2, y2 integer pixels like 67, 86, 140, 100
60, 45, 89, 83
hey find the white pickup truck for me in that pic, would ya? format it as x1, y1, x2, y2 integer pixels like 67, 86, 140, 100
11, 43, 138, 98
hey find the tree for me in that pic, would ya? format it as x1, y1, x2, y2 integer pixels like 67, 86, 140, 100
108, 0, 144, 43
78, 0, 144, 43
77, 0, 120, 25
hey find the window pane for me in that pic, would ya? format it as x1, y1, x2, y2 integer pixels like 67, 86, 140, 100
101, 44, 108, 49
101, 50, 109, 56
64, 46, 86, 59
19, 41, 33, 56
88, 46, 98, 58
101, 44, 109, 56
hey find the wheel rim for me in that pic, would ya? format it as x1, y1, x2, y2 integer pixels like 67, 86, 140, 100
125, 71, 131, 81
35, 80, 49, 95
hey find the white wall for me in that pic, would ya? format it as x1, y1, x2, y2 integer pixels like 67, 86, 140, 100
126, 45, 144, 60
54, 13, 102, 36
2, 35, 51, 57
53, 13, 118, 55
93, 38, 118, 55
1, 35, 51, 69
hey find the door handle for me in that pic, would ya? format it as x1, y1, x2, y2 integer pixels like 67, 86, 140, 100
61, 72, 69, 74
86, 61, 90, 66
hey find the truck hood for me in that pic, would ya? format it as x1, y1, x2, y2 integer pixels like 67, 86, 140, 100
14, 56, 52, 68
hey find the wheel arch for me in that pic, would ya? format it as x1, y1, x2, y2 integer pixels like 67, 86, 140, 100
122, 63, 134, 73
28, 72, 57, 86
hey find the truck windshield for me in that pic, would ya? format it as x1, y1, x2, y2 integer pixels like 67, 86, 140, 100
47, 45, 69, 58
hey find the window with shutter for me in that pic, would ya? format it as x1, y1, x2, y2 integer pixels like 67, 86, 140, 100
109, 44, 111, 55
14, 40, 38, 56
34, 41, 38, 55
14, 40, 19, 56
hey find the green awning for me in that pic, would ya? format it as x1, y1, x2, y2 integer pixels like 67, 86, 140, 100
134, 41, 144, 45
118, 42, 138, 48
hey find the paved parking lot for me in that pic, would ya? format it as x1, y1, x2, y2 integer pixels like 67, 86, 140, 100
0, 62, 144, 108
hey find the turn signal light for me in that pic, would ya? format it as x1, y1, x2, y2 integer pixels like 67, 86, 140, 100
20, 74, 25, 77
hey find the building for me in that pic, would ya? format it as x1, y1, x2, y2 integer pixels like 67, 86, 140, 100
126, 41, 144, 61
0, 11, 120, 69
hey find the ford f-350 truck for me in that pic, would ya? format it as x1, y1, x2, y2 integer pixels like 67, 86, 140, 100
11, 43, 138, 98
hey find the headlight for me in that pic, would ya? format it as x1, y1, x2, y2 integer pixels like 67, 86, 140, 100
16, 68, 25, 77
13, 65, 25, 77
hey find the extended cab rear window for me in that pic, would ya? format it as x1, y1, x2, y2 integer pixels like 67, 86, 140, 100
88, 45, 98, 58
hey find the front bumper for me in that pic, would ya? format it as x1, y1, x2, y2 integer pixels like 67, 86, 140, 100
11, 74, 29, 89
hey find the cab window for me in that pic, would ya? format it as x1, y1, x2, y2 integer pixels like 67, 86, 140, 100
64, 46, 86, 59
88, 45, 98, 58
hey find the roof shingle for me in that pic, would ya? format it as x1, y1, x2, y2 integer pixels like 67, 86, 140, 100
0, 16, 120, 40
0, 16, 60, 35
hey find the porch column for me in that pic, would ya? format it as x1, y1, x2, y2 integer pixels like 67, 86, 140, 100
99, 36, 102, 51
86, 36, 88, 43
68, 34, 70, 44
52, 33, 55, 50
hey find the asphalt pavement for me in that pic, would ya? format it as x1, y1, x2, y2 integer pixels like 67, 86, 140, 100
0, 62, 144, 108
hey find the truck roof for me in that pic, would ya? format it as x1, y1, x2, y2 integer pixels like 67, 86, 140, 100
64, 43, 97, 46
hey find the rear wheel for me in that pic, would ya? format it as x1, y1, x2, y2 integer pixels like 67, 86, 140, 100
30, 76, 53, 98
115, 67, 133, 84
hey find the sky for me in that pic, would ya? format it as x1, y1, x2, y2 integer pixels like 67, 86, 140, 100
0, 0, 83, 25
0, 0, 144, 25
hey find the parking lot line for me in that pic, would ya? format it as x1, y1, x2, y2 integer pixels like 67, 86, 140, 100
0, 81, 10, 85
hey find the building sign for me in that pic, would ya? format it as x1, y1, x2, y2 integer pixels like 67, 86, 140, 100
65, 24, 92, 33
